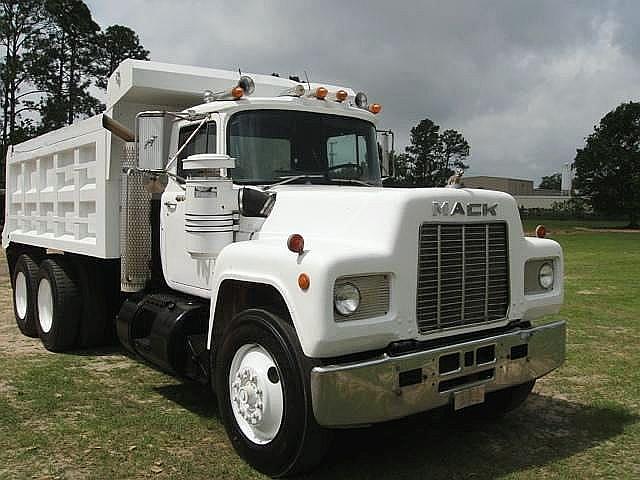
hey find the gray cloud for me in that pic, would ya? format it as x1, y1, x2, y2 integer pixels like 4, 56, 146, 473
87, 0, 640, 183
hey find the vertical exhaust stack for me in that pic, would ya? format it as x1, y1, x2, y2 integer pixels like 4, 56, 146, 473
120, 143, 152, 292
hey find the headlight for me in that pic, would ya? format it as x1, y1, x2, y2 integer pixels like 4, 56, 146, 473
538, 262, 554, 289
334, 282, 361, 316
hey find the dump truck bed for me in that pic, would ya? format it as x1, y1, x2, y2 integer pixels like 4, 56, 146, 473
3, 115, 119, 257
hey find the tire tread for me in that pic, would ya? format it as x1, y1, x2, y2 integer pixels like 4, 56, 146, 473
13, 253, 41, 337
36, 258, 82, 352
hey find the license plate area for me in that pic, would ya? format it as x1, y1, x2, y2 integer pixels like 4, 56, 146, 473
453, 384, 486, 410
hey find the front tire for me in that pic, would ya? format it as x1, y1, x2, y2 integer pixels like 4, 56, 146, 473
214, 309, 329, 477
35, 258, 82, 352
12, 253, 41, 337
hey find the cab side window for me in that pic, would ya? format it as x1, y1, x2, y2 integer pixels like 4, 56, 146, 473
177, 121, 216, 178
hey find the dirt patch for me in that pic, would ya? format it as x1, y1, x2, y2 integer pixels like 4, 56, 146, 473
80, 356, 136, 373
0, 379, 15, 395
0, 318, 45, 357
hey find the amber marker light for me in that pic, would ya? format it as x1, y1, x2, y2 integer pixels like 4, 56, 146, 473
369, 103, 382, 114
335, 89, 348, 102
231, 86, 244, 99
535, 224, 547, 238
287, 233, 305, 254
315, 86, 328, 99
298, 273, 310, 290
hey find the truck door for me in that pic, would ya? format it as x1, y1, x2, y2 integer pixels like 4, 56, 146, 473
161, 119, 218, 292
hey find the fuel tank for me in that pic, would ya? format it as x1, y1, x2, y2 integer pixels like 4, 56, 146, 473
117, 293, 209, 378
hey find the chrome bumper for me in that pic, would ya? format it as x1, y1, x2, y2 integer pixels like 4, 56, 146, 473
310, 320, 566, 427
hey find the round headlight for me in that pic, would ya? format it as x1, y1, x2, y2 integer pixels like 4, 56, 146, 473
538, 262, 554, 289
334, 283, 361, 316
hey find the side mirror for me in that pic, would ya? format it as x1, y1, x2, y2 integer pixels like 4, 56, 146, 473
136, 112, 171, 171
377, 129, 394, 178
238, 187, 276, 217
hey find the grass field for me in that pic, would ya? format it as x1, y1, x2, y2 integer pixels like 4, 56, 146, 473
0, 220, 639, 479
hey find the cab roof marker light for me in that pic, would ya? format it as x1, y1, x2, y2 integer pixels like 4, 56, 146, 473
369, 103, 382, 114
335, 89, 348, 102
231, 86, 244, 99
307, 86, 328, 99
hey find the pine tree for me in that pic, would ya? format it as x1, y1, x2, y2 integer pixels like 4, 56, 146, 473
93, 25, 149, 89
26, 0, 101, 130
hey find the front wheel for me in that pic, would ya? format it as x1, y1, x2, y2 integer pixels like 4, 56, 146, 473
214, 309, 329, 477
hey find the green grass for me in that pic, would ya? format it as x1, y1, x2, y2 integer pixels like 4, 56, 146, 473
1, 226, 639, 479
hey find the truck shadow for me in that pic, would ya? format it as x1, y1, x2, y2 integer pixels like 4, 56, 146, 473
302, 393, 637, 479
154, 382, 218, 418
154, 381, 636, 479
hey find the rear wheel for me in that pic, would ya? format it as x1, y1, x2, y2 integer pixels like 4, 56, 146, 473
35, 258, 82, 352
12, 253, 40, 337
215, 309, 330, 477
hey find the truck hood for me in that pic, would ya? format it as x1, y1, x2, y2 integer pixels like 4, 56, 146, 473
257, 186, 523, 247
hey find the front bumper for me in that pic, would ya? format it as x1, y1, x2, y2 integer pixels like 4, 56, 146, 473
310, 320, 566, 427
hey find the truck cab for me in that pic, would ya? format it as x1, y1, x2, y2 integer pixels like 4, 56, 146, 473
3, 60, 566, 477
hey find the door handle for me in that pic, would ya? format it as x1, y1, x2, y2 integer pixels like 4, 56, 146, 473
164, 201, 177, 208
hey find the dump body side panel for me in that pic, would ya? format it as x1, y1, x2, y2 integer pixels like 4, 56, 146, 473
2, 115, 121, 258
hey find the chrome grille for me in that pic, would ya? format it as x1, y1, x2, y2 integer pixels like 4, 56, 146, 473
416, 223, 509, 334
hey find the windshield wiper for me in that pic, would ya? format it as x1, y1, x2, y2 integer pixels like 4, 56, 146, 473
264, 174, 376, 190
264, 175, 325, 190
326, 178, 375, 187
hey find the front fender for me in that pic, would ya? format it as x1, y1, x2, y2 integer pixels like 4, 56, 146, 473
510, 237, 564, 321
208, 238, 404, 358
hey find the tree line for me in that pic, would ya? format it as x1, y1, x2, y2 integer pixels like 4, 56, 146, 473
387, 118, 471, 188
0, 0, 149, 185
536, 102, 640, 227
394, 102, 639, 227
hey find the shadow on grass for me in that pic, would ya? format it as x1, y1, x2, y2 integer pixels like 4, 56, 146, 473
67, 344, 124, 357
152, 381, 636, 479
154, 382, 218, 418
302, 393, 637, 480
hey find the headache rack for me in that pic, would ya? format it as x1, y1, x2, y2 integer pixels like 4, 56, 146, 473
416, 222, 510, 334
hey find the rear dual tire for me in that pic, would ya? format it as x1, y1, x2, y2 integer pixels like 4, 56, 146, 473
12, 254, 41, 338
34, 258, 82, 352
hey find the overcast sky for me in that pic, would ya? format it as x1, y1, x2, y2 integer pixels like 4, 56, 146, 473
86, 0, 640, 185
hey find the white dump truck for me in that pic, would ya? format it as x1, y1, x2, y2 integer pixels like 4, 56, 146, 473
3, 60, 566, 477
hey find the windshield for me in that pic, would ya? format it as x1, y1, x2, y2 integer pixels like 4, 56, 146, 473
227, 110, 381, 186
